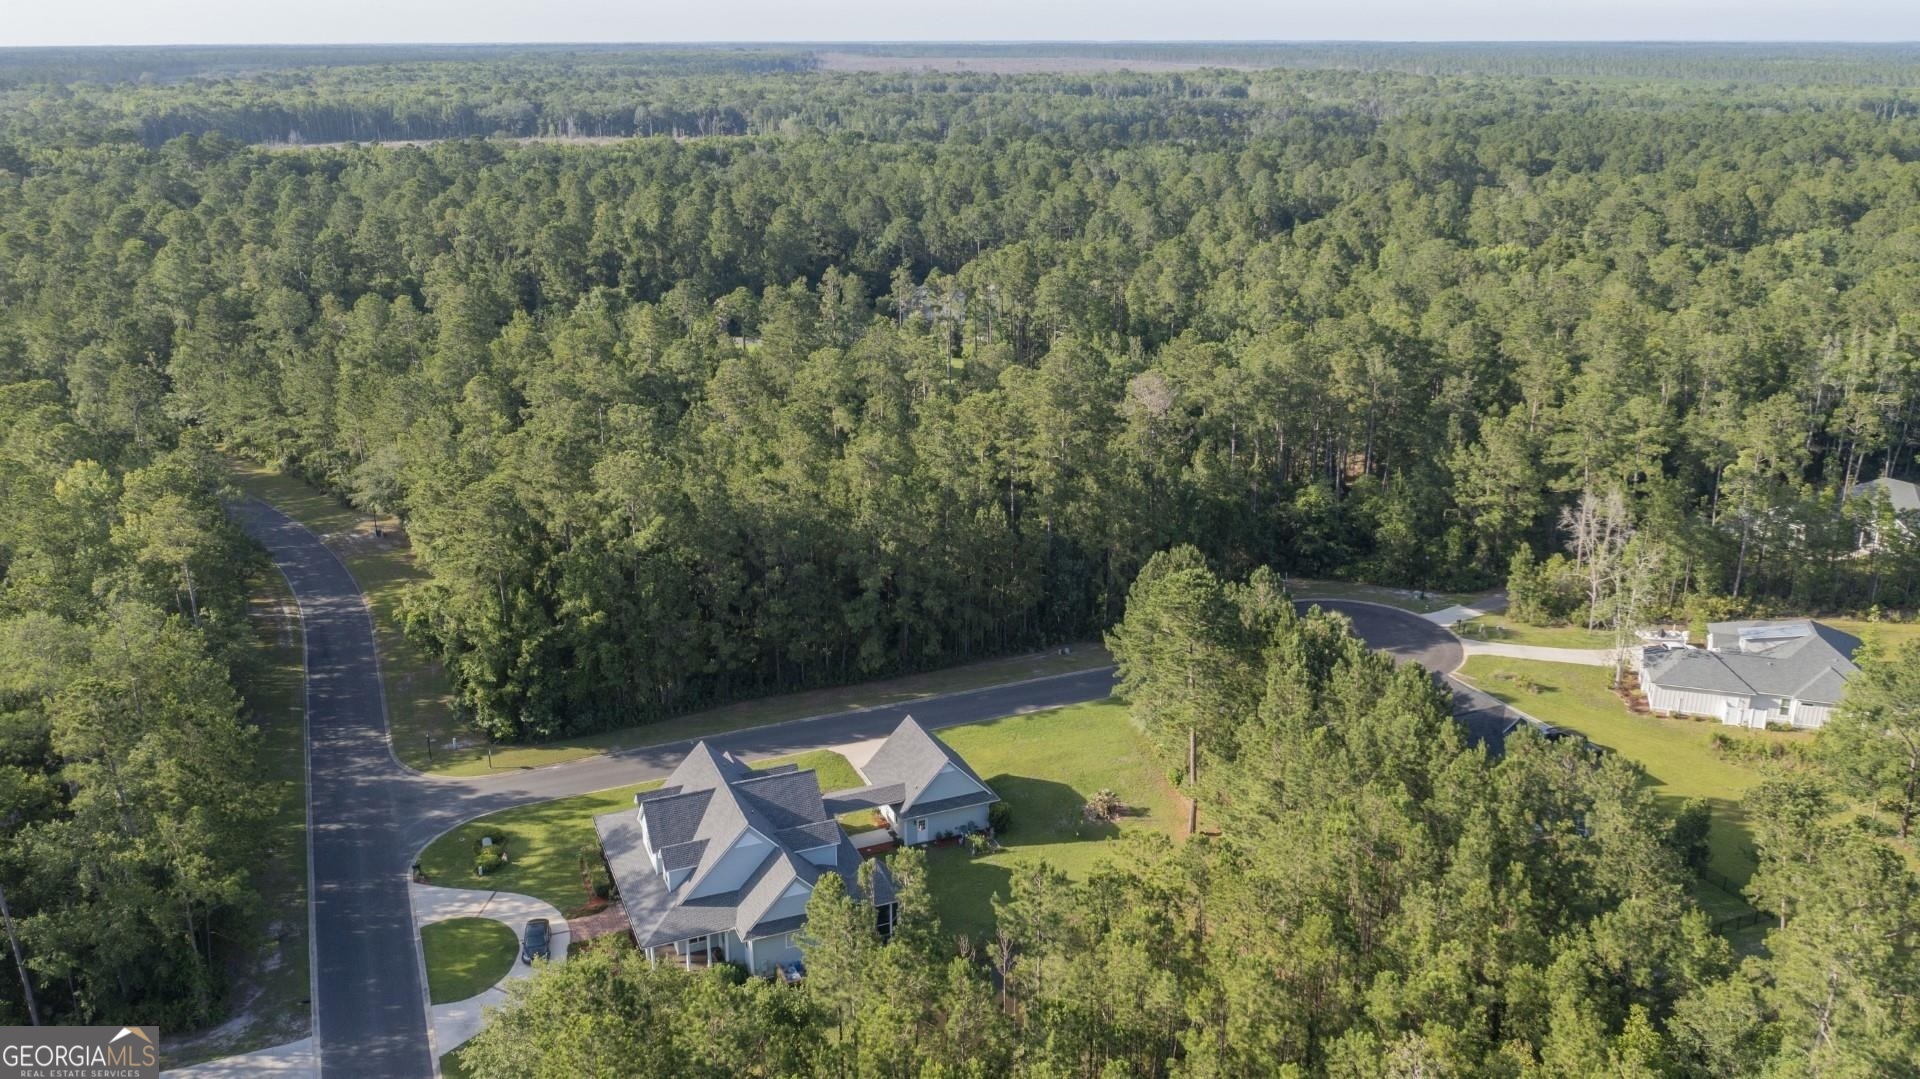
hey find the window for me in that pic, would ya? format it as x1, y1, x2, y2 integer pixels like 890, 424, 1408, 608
913, 818, 927, 834
876, 903, 897, 939
1777, 698, 1792, 716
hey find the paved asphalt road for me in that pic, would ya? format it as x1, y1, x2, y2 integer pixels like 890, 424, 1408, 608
233, 497, 1118, 1078
232, 498, 434, 1079
1295, 599, 1533, 746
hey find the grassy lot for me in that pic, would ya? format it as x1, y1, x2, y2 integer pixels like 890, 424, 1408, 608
421, 918, 519, 1004
1456, 613, 1619, 649
162, 570, 314, 1068
416, 751, 858, 914
919, 700, 1183, 942
1457, 656, 1809, 888
233, 452, 1111, 776
1288, 577, 1485, 615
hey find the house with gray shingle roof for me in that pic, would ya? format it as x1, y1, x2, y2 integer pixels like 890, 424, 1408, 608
594, 743, 896, 975
826, 716, 1000, 846
1641, 619, 1860, 729
1845, 476, 1920, 553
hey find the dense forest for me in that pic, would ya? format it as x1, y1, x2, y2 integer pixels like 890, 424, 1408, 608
2, 44, 1920, 1057
458, 568, 1919, 1076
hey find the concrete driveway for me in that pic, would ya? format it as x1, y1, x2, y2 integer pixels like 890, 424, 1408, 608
410, 885, 569, 1053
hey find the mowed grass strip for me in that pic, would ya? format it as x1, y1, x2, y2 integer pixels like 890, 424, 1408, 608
161, 569, 315, 1068
920, 700, 1182, 941
1458, 613, 1620, 649
237, 570, 315, 1043
1456, 656, 1810, 884
409, 645, 1114, 777
421, 918, 519, 1004
415, 751, 859, 913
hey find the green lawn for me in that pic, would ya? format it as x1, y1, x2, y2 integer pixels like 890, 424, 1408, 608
232, 454, 1112, 777
1822, 616, 1920, 653
1288, 577, 1485, 615
421, 918, 519, 1004
1457, 656, 1809, 887
415, 701, 1181, 949
415, 751, 858, 914
918, 700, 1183, 942
412, 646, 1113, 777
163, 570, 317, 1068
1456, 613, 1619, 649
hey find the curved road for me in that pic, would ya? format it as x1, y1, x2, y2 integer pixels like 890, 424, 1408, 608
1294, 598, 1532, 747
233, 497, 1117, 1078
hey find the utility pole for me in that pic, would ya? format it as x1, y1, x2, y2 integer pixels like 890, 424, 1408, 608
0, 876, 41, 1026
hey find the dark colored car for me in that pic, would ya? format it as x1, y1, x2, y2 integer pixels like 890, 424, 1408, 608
521, 918, 551, 964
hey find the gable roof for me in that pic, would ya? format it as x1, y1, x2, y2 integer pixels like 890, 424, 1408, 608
1848, 476, 1920, 514
1647, 620, 1860, 705
596, 740, 893, 949
857, 716, 996, 815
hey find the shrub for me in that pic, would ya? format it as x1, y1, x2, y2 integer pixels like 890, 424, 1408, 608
1083, 789, 1123, 823
966, 832, 992, 856
474, 845, 506, 876
988, 802, 1011, 835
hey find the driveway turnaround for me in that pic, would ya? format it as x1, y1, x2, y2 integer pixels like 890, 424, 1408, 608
410, 885, 569, 1052
230, 496, 1118, 1078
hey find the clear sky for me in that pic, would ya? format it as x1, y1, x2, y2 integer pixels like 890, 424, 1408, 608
5, 0, 1918, 48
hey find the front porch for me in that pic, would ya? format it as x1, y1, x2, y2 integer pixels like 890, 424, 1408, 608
645, 933, 729, 970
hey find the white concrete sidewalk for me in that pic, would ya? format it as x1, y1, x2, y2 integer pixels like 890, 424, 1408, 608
1423, 592, 1507, 627
1460, 640, 1617, 667
163, 1037, 315, 1078
411, 883, 570, 1054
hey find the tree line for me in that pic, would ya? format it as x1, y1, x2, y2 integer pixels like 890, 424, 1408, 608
4, 68, 1920, 743
0, 385, 271, 1029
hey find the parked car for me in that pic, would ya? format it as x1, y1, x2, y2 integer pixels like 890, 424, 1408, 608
521, 918, 551, 964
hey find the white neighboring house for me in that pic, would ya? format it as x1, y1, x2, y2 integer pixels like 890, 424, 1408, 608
825, 716, 1001, 845
1640, 619, 1860, 730
1844, 476, 1920, 553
